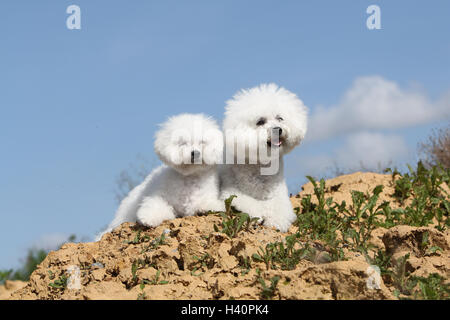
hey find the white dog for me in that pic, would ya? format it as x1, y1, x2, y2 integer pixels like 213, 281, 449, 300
96, 113, 224, 241
220, 83, 308, 232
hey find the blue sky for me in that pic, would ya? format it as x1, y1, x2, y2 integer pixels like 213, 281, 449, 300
0, 0, 449, 269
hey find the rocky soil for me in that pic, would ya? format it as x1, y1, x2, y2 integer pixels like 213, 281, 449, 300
5, 172, 450, 300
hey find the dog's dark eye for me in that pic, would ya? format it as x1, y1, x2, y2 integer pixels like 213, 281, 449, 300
276, 116, 284, 121
256, 118, 266, 126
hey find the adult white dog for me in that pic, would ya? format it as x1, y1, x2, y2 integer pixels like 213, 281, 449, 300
96, 113, 224, 241
220, 83, 308, 232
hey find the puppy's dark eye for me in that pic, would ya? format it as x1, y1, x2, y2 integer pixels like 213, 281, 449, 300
276, 116, 284, 121
256, 118, 266, 126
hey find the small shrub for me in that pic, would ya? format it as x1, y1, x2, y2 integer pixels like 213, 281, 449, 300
213, 195, 260, 238
190, 253, 215, 276
141, 270, 169, 286
48, 274, 68, 290
256, 269, 280, 300
252, 233, 318, 270
386, 162, 449, 230
141, 232, 167, 253
125, 230, 150, 245
412, 273, 450, 300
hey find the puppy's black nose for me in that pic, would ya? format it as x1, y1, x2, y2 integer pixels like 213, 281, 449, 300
272, 127, 282, 136
191, 150, 201, 163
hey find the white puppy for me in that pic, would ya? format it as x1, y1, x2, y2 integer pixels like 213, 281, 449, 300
220, 83, 308, 232
96, 113, 224, 241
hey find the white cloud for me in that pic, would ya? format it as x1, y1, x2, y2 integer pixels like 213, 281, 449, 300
308, 76, 449, 141
335, 132, 409, 170
297, 132, 410, 177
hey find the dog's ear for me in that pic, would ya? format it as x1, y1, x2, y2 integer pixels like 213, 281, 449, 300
154, 121, 188, 166
290, 105, 308, 143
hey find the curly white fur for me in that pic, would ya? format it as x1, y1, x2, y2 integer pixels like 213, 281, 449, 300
96, 113, 224, 241
220, 83, 308, 232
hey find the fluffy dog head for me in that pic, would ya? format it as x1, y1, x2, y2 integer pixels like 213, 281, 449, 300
154, 113, 223, 175
223, 83, 308, 163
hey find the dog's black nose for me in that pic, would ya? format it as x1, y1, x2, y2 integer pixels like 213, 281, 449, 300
191, 150, 201, 163
272, 127, 282, 136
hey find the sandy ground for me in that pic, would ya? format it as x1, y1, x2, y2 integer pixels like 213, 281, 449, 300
0, 281, 26, 300
4, 172, 450, 300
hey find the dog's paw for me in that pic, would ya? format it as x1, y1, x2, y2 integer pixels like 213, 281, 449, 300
190, 197, 226, 215
136, 206, 175, 228
202, 199, 226, 212
136, 209, 158, 228
264, 211, 296, 233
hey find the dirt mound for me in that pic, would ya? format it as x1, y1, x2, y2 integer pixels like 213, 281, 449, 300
9, 172, 450, 300
10, 216, 394, 300
382, 226, 450, 279
0, 280, 26, 300
291, 172, 396, 208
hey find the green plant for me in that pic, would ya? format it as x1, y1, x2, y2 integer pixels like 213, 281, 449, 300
252, 245, 275, 270
366, 249, 449, 300
427, 245, 443, 256
126, 230, 150, 245
389, 167, 413, 204
141, 232, 167, 253
252, 233, 318, 270
131, 258, 153, 285
213, 195, 260, 238
294, 162, 449, 267
137, 289, 147, 300
386, 162, 449, 230
342, 186, 385, 254
49, 274, 68, 290
130, 258, 165, 289
295, 177, 346, 260
366, 249, 393, 280
131, 260, 139, 283
391, 253, 418, 297
376, 202, 404, 228
412, 273, 450, 300
270, 234, 304, 270
48, 270, 55, 280
141, 270, 169, 285
238, 256, 252, 276
190, 253, 214, 276
256, 269, 280, 300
